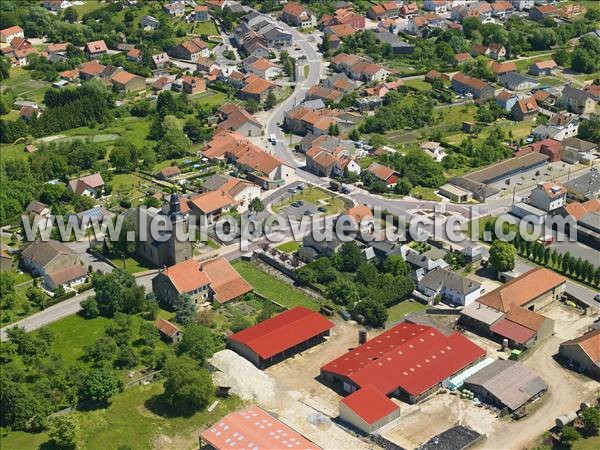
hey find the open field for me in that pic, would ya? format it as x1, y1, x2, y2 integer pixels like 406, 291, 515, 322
1, 382, 243, 450
386, 300, 427, 324
232, 260, 321, 311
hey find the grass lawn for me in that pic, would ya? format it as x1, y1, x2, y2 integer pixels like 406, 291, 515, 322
1, 283, 52, 327
205, 237, 221, 250
192, 20, 219, 36
232, 260, 320, 311
573, 435, 600, 450
272, 186, 346, 214
1, 383, 243, 450
110, 255, 154, 274
403, 79, 432, 91
410, 186, 441, 201
191, 89, 228, 107
276, 240, 301, 253
387, 300, 427, 324
72, 0, 106, 15
109, 173, 162, 205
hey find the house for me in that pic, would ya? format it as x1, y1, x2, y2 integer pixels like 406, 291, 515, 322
418, 267, 482, 306
44, 264, 87, 291
451, 72, 495, 100
559, 329, 600, 381
355, 96, 382, 112
67, 173, 105, 197
244, 57, 281, 80
564, 168, 600, 202
374, 32, 414, 55
367, 162, 400, 188
496, 90, 518, 112
321, 322, 486, 404
498, 72, 538, 91
491, 1, 514, 18
529, 60, 557, 76
155, 319, 182, 344
511, 0, 534, 12
20, 105, 40, 120
218, 67, 246, 89
152, 257, 252, 307
464, 360, 547, 411
204, 131, 294, 189
0, 25, 24, 44
84, 40, 108, 59
365, 79, 404, 98
216, 103, 263, 137
511, 96, 539, 121
126, 48, 142, 63
111, 71, 146, 92
20, 240, 80, 278
490, 61, 517, 77
516, 137, 563, 163
78, 60, 106, 80
399, 2, 419, 18
425, 70, 449, 84
140, 15, 160, 30
240, 75, 276, 102
196, 57, 218, 74
420, 141, 447, 162
43, 0, 71, 11
584, 84, 600, 101
488, 43, 506, 60
532, 114, 579, 141
168, 38, 209, 61
193, 5, 209, 22
562, 86, 597, 115
23, 199, 47, 216
561, 137, 598, 164
306, 145, 360, 178
181, 75, 206, 94
229, 307, 334, 368
424, 0, 450, 14
200, 406, 320, 450
306, 85, 344, 103
529, 181, 566, 212
460, 268, 565, 348
190, 190, 236, 226
151, 52, 170, 69
152, 76, 173, 92
454, 52, 472, 65
202, 174, 261, 212
529, 5, 557, 22
281, 2, 316, 28
163, 1, 185, 16
367, 1, 401, 20
155, 165, 181, 181
532, 89, 555, 108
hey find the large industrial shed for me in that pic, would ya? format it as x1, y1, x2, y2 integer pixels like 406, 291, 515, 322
559, 329, 600, 381
228, 306, 334, 368
200, 405, 320, 450
321, 322, 486, 404
339, 385, 401, 434
463, 359, 548, 412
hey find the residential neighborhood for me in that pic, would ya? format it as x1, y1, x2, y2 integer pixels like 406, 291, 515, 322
0, 1, 599, 450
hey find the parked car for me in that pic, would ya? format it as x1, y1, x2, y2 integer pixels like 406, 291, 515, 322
303, 210, 315, 217
318, 206, 327, 212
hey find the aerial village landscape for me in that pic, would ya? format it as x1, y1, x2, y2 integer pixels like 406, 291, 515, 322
0, 0, 599, 449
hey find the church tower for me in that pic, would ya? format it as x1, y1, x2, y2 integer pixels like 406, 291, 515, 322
166, 192, 192, 265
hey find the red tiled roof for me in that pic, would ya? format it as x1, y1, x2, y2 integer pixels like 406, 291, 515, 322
155, 318, 181, 337
46, 264, 87, 286
562, 329, 600, 363
200, 257, 252, 303
85, 39, 107, 54
341, 385, 400, 425
0, 25, 23, 37
201, 406, 320, 450
229, 307, 334, 359
490, 317, 536, 344
321, 323, 485, 397
162, 259, 211, 294
190, 190, 235, 214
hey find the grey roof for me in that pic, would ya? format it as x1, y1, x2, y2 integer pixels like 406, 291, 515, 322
499, 72, 538, 89
562, 85, 594, 103
419, 268, 481, 296
449, 177, 500, 199
461, 301, 505, 326
564, 168, 600, 197
579, 211, 600, 232
375, 32, 413, 48
464, 359, 547, 411
203, 174, 230, 191
417, 426, 483, 450
562, 137, 597, 153
302, 99, 326, 110
21, 240, 76, 268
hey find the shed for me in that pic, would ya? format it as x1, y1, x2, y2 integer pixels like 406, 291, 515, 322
339, 384, 401, 434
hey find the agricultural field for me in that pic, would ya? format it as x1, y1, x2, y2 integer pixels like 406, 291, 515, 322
2, 67, 50, 103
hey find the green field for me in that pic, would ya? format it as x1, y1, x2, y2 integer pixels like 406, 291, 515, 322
277, 240, 301, 253
193, 20, 220, 36
232, 260, 320, 310
2, 67, 49, 103
410, 186, 441, 201
1, 382, 243, 450
403, 78, 433, 91
110, 255, 154, 274
386, 300, 427, 324
272, 186, 347, 214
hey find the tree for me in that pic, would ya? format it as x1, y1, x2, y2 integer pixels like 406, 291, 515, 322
352, 299, 388, 327
489, 240, 516, 273
559, 426, 581, 448
230, 313, 253, 332
578, 114, 600, 145
83, 336, 118, 366
348, 128, 360, 141
80, 297, 99, 319
580, 407, 600, 434
156, 115, 193, 160
174, 294, 196, 325
176, 323, 216, 365
115, 345, 138, 369
394, 178, 412, 196
162, 356, 214, 414
93, 269, 145, 317
338, 242, 362, 272
326, 278, 360, 306
139, 322, 160, 346
156, 91, 177, 117
63, 7, 78, 24
265, 91, 277, 110
48, 414, 80, 449
26, 286, 46, 310
0, 380, 51, 431
384, 255, 410, 276
80, 367, 122, 403
248, 197, 265, 212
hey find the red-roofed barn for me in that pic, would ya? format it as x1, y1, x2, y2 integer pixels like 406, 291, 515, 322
229, 306, 334, 368
340, 384, 401, 434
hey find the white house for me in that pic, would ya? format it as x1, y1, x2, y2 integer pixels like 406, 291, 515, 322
0, 25, 24, 44
417, 267, 483, 306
